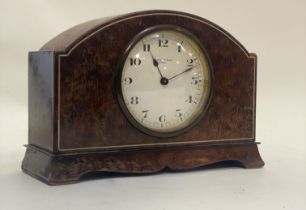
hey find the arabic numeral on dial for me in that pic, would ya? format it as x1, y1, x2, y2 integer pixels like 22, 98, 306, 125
130, 96, 139, 104
177, 41, 183, 52
185, 96, 198, 104
186, 96, 197, 104
191, 77, 202, 85
130, 58, 141, 66
123, 77, 133, 85
142, 110, 149, 118
187, 58, 194, 67
158, 115, 166, 122
158, 39, 168, 47
143, 44, 150, 51
158, 115, 166, 128
176, 109, 183, 121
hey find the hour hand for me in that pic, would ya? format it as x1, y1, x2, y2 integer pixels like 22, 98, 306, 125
141, 39, 164, 79
151, 53, 159, 67
149, 51, 164, 78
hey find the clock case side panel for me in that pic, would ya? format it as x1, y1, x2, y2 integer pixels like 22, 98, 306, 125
251, 53, 257, 141
27, 51, 57, 152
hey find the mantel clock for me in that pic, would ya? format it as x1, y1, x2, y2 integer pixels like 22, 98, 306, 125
22, 10, 264, 185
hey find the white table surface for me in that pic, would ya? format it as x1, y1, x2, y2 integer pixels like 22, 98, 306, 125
1, 0, 305, 209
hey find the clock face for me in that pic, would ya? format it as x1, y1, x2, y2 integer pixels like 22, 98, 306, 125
118, 26, 212, 137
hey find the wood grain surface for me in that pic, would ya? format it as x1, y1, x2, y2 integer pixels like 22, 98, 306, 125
23, 10, 263, 185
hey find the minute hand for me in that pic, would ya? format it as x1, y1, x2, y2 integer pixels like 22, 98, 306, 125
168, 65, 198, 81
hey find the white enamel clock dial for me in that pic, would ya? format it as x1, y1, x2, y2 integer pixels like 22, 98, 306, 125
119, 27, 211, 136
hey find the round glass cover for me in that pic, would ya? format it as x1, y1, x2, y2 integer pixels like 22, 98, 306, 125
119, 26, 212, 137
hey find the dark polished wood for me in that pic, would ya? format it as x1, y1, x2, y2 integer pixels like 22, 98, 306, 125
22, 142, 264, 185
28, 51, 55, 151
22, 10, 264, 185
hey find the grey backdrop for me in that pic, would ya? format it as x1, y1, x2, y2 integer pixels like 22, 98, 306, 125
1, 0, 305, 209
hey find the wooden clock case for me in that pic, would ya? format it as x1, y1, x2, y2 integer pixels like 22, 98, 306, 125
22, 10, 264, 185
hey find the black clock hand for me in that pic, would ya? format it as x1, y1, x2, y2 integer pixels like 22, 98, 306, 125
168, 65, 199, 81
149, 51, 164, 79
142, 40, 165, 79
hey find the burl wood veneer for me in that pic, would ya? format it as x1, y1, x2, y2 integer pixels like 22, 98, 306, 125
22, 10, 264, 185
